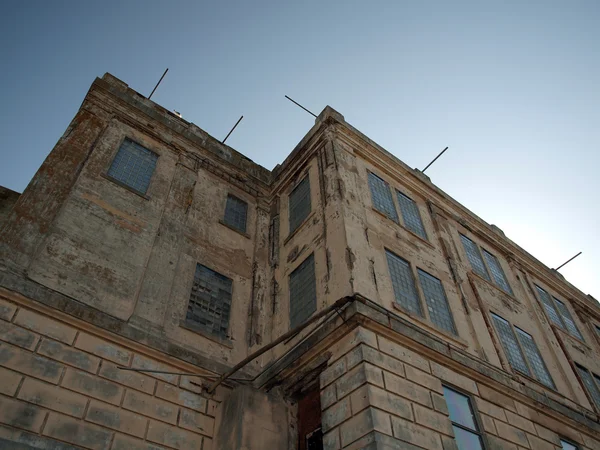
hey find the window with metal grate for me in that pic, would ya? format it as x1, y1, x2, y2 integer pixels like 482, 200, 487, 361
575, 364, 600, 410
460, 235, 490, 281
289, 176, 311, 233
289, 254, 317, 328
535, 285, 583, 340
515, 327, 555, 389
186, 264, 233, 338
223, 194, 248, 233
368, 173, 398, 222
396, 191, 427, 239
560, 439, 580, 450
491, 313, 530, 375
417, 269, 456, 335
385, 250, 421, 316
442, 386, 485, 450
482, 250, 512, 295
107, 139, 158, 194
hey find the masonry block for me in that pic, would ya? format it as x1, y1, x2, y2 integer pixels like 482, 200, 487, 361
377, 336, 430, 372
14, 309, 77, 344
486, 434, 519, 450
413, 403, 454, 436
0, 298, 17, 321
62, 368, 123, 405
323, 429, 341, 450
405, 364, 443, 393
0, 320, 39, 350
383, 371, 432, 408
38, 339, 100, 373
123, 390, 178, 425
18, 377, 87, 418
98, 360, 155, 394
0, 342, 63, 383
0, 366, 22, 396
75, 333, 131, 365
475, 398, 507, 422
321, 357, 347, 388
111, 434, 167, 450
0, 396, 46, 432
43, 413, 112, 450
340, 407, 392, 447
156, 381, 207, 412
495, 420, 530, 447
131, 354, 179, 384
178, 408, 215, 436
322, 396, 351, 432
86, 400, 147, 438
430, 362, 478, 395
147, 420, 203, 450
390, 415, 443, 450
431, 392, 449, 415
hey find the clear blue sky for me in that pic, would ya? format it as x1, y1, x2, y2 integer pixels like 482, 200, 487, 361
1, 1, 598, 298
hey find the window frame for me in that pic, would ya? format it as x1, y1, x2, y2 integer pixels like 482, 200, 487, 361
385, 248, 457, 336
442, 384, 487, 450
367, 171, 429, 242
491, 312, 556, 389
289, 253, 317, 329
533, 284, 584, 342
559, 437, 580, 450
288, 175, 312, 234
574, 363, 600, 412
222, 193, 249, 234
105, 137, 159, 196
459, 234, 513, 295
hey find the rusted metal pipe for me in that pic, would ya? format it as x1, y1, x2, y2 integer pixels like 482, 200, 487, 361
206, 295, 356, 394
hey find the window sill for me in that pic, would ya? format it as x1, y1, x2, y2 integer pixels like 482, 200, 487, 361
218, 219, 251, 239
284, 211, 316, 246
513, 368, 557, 393
371, 207, 435, 251
391, 302, 468, 348
469, 271, 518, 303
552, 324, 590, 350
102, 173, 151, 200
180, 320, 234, 349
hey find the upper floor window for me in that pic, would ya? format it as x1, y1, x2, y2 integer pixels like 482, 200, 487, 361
396, 191, 427, 239
460, 235, 512, 295
442, 386, 485, 450
368, 172, 398, 222
223, 194, 248, 233
534, 285, 583, 340
560, 439, 579, 450
385, 249, 456, 335
107, 139, 158, 195
289, 254, 317, 328
575, 364, 600, 411
289, 176, 311, 233
491, 313, 555, 389
186, 263, 233, 339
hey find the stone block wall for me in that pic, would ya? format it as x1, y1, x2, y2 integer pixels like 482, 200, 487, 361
0, 293, 219, 450
319, 326, 599, 450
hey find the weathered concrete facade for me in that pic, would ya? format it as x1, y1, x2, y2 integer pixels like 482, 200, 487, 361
0, 73, 599, 449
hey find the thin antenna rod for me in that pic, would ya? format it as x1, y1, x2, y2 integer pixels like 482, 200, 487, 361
285, 95, 317, 118
222, 116, 243, 144
148, 68, 169, 100
422, 147, 449, 173
554, 252, 582, 271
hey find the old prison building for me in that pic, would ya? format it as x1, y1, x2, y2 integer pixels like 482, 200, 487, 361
1, 73, 599, 450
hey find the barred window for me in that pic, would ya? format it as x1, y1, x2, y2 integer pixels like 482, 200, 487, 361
289, 176, 311, 233
535, 285, 583, 340
223, 194, 248, 233
107, 139, 158, 194
385, 250, 421, 316
576, 364, 600, 410
442, 386, 484, 450
289, 254, 317, 328
368, 173, 398, 222
418, 269, 456, 335
460, 235, 490, 281
515, 327, 555, 389
491, 313, 529, 375
186, 264, 233, 338
482, 250, 512, 295
396, 191, 427, 239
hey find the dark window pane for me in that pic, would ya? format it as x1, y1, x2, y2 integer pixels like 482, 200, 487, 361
460, 235, 490, 281
515, 328, 555, 389
442, 386, 477, 430
482, 250, 512, 295
418, 270, 456, 335
385, 250, 421, 316
396, 191, 427, 239
186, 264, 233, 338
453, 426, 484, 450
576, 366, 600, 409
535, 285, 564, 330
289, 254, 317, 328
368, 173, 398, 222
560, 440, 579, 450
491, 314, 530, 375
289, 176, 311, 233
107, 139, 158, 194
554, 298, 583, 340
223, 194, 248, 233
